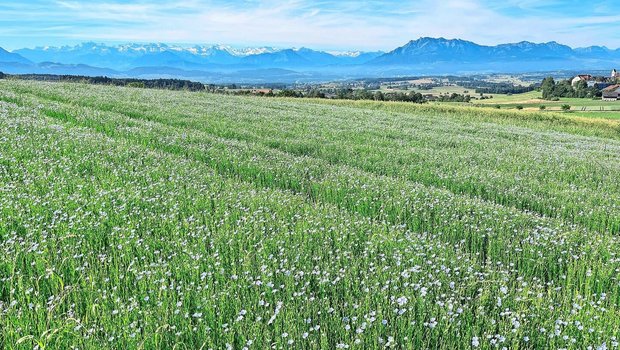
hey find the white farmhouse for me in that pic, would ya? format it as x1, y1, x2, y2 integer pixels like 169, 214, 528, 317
571, 74, 593, 87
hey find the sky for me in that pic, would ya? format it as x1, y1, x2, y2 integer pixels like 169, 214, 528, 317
2, 0, 620, 51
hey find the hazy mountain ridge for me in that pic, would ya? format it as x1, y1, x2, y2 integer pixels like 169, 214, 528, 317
2, 38, 620, 83
14, 42, 382, 69
0, 47, 32, 65
371, 37, 620, 64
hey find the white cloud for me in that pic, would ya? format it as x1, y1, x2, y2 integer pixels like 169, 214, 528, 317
3, 0, 620, 50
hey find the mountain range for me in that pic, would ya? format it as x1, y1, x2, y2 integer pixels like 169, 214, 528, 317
2, 37, 620, 83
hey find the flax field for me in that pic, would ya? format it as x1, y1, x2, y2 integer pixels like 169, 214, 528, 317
1, 80, 620, 349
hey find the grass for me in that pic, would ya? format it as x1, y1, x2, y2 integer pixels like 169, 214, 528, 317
1, 80, 620, 349
569, 111, 620, 119
376, 85, 482, 97
472, 91, 620, 119
477, 90, 542, 104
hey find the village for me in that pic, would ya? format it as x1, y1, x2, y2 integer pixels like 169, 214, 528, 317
571, 69, 620, 100
214, 71, 620, 104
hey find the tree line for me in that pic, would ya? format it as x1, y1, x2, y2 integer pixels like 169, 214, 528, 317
0, 72, 475, 104
333, 89, 427, 102
217, 87, 479, 104
0, 73, 205, 91
462, 82, 537, 95
540, 77, 601, 99
218, 88, 431, 103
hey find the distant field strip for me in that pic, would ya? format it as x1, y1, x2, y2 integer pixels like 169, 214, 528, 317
1, 80, 620, 349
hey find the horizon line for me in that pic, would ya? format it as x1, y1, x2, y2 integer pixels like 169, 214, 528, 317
6, 37, 620, 54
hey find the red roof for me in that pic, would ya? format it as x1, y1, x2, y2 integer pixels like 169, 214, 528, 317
602, 84, 620, 92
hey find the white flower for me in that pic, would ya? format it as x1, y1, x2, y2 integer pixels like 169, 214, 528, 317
428, 318, 437, 328
472, 336, 480, 348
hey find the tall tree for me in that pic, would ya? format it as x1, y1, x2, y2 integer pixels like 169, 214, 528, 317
541, 77, 556, 99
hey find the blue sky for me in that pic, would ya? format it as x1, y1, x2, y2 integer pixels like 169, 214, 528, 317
2, 0, 620, 51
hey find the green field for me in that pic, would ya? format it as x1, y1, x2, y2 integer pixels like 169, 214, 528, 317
381, 88, 620, 120
477, 90, 542, 103
475, 91, 620, 119
378, 84, 486, 97
2, 80, 620, 349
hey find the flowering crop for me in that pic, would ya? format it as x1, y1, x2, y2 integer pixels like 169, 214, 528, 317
1, 80, 620, 349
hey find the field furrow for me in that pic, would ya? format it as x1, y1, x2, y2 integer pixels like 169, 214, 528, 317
6, 81, 620, 235
2, 82, 619, 290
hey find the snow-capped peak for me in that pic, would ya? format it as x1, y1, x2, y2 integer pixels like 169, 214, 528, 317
327, 51, 363, 57
227, 46, 280, 56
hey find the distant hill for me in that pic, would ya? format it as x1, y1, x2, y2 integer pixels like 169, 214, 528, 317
368, 37, 620, 73
371, 38, 489, 64
14, 43, 381, 71
0, 47, 31, 65
240, 49, 311, 68
4, 38, 620, 82
371, 37, 619, 65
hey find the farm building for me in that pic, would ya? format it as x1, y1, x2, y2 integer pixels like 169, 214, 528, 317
571, 74, 593, 87
602, 85, 620, 101
589, 81, 613, 89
